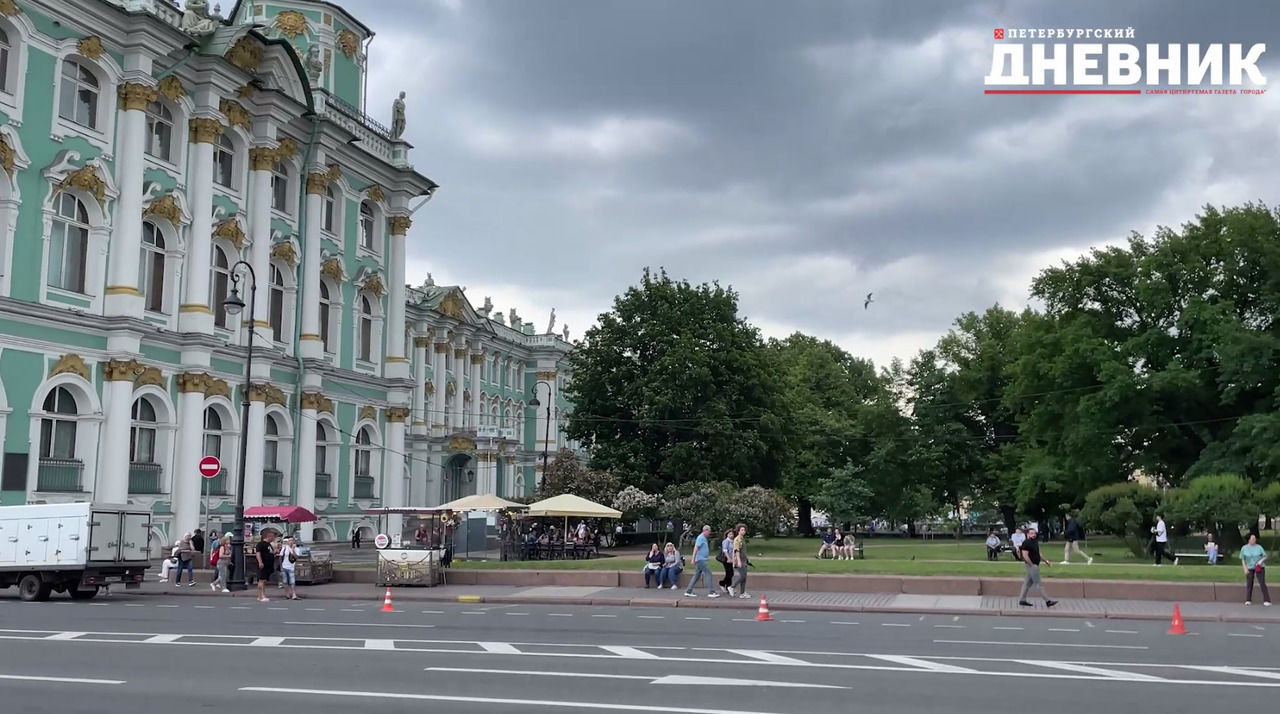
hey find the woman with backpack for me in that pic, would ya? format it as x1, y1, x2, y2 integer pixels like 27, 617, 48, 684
209, 534, 231, 593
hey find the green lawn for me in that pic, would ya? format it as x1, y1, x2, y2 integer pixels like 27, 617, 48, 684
441, 535, 1266, 583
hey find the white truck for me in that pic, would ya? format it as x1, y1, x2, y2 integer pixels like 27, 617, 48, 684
0, 502, 152, 601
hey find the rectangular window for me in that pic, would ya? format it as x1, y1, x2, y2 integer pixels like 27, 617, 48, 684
214, 151, 234, 188
47, 224, 87, 293
130, 427, 156, 463
316, 444, 327, 475
269, 289, 284, 342
204, 433, 220, 457
320, 302, 331, 352
264, 440, 278, 471
360, 320, 372, 362
271, 174, 288, 212
139, 250, 165, 313
0, 46, 10, 93
40, 419, 77, 459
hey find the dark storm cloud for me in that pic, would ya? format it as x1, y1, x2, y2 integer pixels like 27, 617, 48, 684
357, 0, 1280, 367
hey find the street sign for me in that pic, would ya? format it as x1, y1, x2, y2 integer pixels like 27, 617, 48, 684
198, 455, 221, 478
374, 533, 390, 549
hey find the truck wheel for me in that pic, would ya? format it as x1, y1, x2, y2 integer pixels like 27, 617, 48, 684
18, 574, 51, 602
68, 585, 99, 600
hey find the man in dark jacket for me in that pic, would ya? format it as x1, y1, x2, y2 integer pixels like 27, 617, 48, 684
1062, 513, 1092, 565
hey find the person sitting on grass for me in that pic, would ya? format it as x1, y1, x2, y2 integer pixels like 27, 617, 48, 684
985, 530, 1002, 561
817, 528, 837, 559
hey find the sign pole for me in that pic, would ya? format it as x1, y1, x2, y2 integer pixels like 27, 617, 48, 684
203, 478, 209, 535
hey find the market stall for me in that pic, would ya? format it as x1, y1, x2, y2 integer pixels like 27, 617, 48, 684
365, 507, 450, 587
242, 506, 332, 585
524, 494, 622, 560
436, 494, 529, 560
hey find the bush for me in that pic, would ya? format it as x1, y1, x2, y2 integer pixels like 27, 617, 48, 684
1079, 481, 1161, 558
660, 482, 791, 538
612, 486, 658, 522
1163, 473, 1257, 551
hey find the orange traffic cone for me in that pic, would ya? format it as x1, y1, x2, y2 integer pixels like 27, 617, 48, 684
755, 594, 773, 622
381, 587, 395, 612
1167, 603, 1186, 635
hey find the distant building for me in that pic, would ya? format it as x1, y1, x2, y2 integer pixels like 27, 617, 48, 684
0, 0, 574, 545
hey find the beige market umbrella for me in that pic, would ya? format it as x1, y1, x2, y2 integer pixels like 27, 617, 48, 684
437, 493, 527, 512
526, 494, 622, 542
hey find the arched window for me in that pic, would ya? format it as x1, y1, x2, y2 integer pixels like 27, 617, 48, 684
359, 201, 376, 251
322, 186, 336, 233
0, 28, 11, 93
48, 193, 89, 293
210, 245, 232, 329
268, 264, 285, 342
315, 422, 329, 478
203, 408, 222, 457
358, 294, 374, 362
264, 414, 280, 472
39, 386, 79, 459
129, 398, 157, 464
140, 221, 165, 313
271, 160, 290, 212
214, 134, 235, 188
319, 281, 333, 353
144, 101, 174, 162
354, 426, 375, 498
479, 397, 488, 426
58, 59, 99, 129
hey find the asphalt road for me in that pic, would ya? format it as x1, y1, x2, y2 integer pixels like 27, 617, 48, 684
2, 589, 1279, 713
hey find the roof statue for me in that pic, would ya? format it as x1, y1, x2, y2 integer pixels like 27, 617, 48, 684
181, 0, 221, 37
391, 91, 407, 139
304, 43, 324, 84
547, 307, 556, 335
562, 324, 570, 341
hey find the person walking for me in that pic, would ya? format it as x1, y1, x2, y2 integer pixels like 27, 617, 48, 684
1018, 526, 1057, 608
1240, 534, 1272, 606
173, 532, 196, 586
255, 530, 277, 602
730, 523, 750, 599
1062, 513, 1092, 564
684, 525, 720, 598
1152, 514, 1178, 565
717, 528, 735, 595
279, 537, 300, 601
209, 534, 231, 592
351, 527, 361, 549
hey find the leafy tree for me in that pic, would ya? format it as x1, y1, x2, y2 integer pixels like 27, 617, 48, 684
724, 486, 794, 537
535, 449, 622, 506
906, 349, 983, 535
769, 333, 882, 534
611, 485, 658, 523
659, 481, 737, 536
564, 268, 785, 492
1163, 474, 1258, 550
1079, 482, 1161, 558
813, 463, 875, 530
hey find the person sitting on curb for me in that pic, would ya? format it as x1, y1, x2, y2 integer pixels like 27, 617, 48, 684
658, 542, 683, 589
642, 543, 663, 588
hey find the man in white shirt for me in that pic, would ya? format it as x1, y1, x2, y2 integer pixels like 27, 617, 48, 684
1010, 527, 1027, 560
1153, 514, 1178, 566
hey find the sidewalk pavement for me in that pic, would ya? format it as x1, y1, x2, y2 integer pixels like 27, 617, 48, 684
131, 579, 1280, 624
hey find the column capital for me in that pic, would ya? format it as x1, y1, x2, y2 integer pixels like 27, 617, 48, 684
453, 348, 468, 359
385, 406, 411, 423
469, 353, 485, 365
249, 147, 277, 171
117, 82, 158, 112
434, 342, 449, 354
189, 117, 224, 144
247, 382, 286, 405
414, 336, 431, 348
389, 215, 413, 236
102, 359, 144, 382
299, 391, 334, 413
305, 172, 330, 195
176, 371, 212, 393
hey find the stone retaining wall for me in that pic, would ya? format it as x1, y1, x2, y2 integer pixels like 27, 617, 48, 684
332, 567, 1244, 602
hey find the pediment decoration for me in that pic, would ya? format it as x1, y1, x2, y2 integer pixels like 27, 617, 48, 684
77, 36, 105, 61
359, 405, 376, 422
336, 29, 359, 59
438, 290, 466, 321
205, 378, 231, 399
354, 266, 384, 298
0, 1, 20, 17
448, 437, 476, 453
49, 354, 89, 380
270, 236, 299, 268
136, 367, 166, 388
213, 216, 246, 250
219, 98, 251, 131
158, 76, 186, 102
273, 10, 310, 39
142, 187, 191, 227
320, 254, 346, 283
45, 151, 117, 208
0, 126, 30, 180
226, 36, 263, 72
365, 185, 385, 203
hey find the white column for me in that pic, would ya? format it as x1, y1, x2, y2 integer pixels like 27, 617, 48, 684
409, 443, 429, 507
179, 118, 220, 333
242, 391, 266, 506
104, 83, 156, 318
171, 375, 207, 535
383, 217, 411, 378
412, 336, 428, 435
247, 148, 275, 344
431, 342, 447, 434
96, 361, 138, 504
452, 347, 466, 430
468, 350, 483, 430
298, 171, 326, 359
294, 395, 318, 541
382, 408, 408, 536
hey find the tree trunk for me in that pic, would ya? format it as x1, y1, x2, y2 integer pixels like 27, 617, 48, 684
1000, 504, 1016, 536
906, 521, 917, 538
796, 498, 814, 536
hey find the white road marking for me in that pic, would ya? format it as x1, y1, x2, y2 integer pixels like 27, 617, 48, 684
1106, 630, 1138, 634
933, 625, 965, 629
831, 621, 859, 626
268, 607, 288, 611
1022, 660, 1165, 681
683, 617, 710, 621
251, 637, 285, 647
602, 645, 659, 659
230, 606, 249, 610
340, 609, 362, 612
143, 634, 182, 643
44, 632, 86, 640
592, 614, 617, 618
637, 615, 665, 619
547, 613, 573, 617
282, 622, 436, 629
1251, 625, 1266, 632
1228, 633, 1264, 638
728, 649, 809, 665
866, 655, 977, 674
305, 608, 325, 612
427, 667, 650, 681
157, 605, 179, 609
654, 675, 843, 689
0, 674, 124, 685
952, 616, 960, 622
479, 642, 522, 655
732, 618, 756, 622
243, 687, 795, 713
504, 613, 529, 617
780, 620, 806, 623
1048, 628, 1080, 632
881, 623, 910, 628
1182, 666, 1280, 681
1085, 621, 1095, 628
194, 606, 215, 610
933, 639, 1148, 650
461, 612, 485, 616
364, 640, 396, 650
420, 610, 443, 614
125, 604, 145, 608
993, 626, 1023, 631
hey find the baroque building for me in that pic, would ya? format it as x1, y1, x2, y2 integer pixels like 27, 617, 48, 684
0, 0, 575, 544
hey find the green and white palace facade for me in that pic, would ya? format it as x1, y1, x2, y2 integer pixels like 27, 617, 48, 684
0, 0, 575, 545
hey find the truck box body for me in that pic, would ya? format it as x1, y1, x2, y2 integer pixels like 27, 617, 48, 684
0, 502, 152, 600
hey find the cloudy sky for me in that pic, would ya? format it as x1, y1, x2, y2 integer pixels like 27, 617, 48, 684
355, 0, 1279, 369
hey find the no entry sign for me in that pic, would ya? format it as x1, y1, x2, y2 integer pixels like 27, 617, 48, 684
198, 455, 221, 478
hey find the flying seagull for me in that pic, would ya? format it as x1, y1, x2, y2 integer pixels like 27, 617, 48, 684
864, 292, 874, 310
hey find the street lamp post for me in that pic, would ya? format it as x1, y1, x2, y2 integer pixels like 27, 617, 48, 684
528, 380, 553, 477
220, 260, 257, 592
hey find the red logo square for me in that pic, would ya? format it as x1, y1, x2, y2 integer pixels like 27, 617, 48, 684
994, 28, 1005, 40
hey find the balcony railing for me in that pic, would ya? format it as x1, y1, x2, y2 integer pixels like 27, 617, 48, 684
128, 462, 164, 494
314, 90, 395, 163
315, 473, 332, 499
203, 469, 228, 496
477, 425, 500, 439
263, 470, 284, 497
354, 475, 375, 499
500, 427, 517, 440
37, 458, 83, 492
